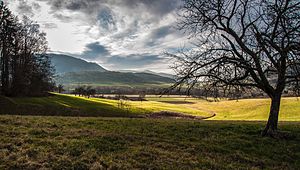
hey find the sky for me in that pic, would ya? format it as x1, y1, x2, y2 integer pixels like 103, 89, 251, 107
4, 0, 189, 73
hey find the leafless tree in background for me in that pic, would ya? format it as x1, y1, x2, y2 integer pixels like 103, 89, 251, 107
0, 2, 54, 96
168, 0, 300, 137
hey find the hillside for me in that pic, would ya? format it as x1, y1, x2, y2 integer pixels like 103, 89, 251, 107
0, 93, 211, 117
55, 71, 174, 86
0, 94, 135, 117
49, 54, 107, 73
49, 54, 174, 86
143, 70, 174, 78
119, 70, 174, 79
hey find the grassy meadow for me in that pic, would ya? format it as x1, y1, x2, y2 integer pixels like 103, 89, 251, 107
0, 116, 300, 169
1, 93, 300, 169
146, 96, 300, 121
1, 93, 300, 121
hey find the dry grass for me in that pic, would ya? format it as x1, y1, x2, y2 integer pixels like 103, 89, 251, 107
0, 116, 299, 169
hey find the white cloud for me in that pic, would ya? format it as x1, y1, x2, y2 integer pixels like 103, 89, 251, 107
5, 0, 187, 73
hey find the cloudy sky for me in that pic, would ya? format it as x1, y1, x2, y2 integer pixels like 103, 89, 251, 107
5, 0, 189, 73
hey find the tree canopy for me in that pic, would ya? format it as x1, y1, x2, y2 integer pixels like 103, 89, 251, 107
169, 0, 300, 137
0, 2, 54, 96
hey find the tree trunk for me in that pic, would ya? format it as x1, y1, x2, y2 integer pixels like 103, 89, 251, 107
262, 93, 282, 137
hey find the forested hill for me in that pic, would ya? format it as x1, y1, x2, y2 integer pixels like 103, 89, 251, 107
49, 54, 107, 73
49, 53, 174, 86
55, 71, 174, 86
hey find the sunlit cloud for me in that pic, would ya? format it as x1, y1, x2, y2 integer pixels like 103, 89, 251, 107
5, 0, 188, 73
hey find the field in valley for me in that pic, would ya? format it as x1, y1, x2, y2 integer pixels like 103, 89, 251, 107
1, 116, 300, 169
0, 93, 300, 169
146, 96, 300, 121
1, 93, 300, 121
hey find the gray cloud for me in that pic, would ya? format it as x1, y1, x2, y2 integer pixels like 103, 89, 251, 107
97, 7, 116, 31
8, 0, 185, 73
146, 25, 176, 47
32, 2, 41, 11
52, 13, 73, 22
150, 25, 175, 39
79, 42, 165, 70
81, 42, 110, 59
39, 0, 103, 15
38, 0, 181, 25
42, 22, 58, 29
17, 0, 34, 17
39, 0, 181, 16
123, 0, 182, 16
106, 54, 163, 70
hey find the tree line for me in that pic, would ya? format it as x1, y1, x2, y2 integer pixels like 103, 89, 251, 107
73, 86, 96, 98
0, 2, 54, 96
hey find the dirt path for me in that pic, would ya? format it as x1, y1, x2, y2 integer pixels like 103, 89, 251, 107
184, 105, 216, 120
144, 101, 217, 120
146, 109, 216, 120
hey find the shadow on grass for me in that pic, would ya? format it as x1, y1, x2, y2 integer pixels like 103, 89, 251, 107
0, 94, 139, 118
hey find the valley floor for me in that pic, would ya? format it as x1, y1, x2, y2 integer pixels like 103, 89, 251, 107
1, 93, 300, 121
0, 116, 299, 169
1, 94, 300, 169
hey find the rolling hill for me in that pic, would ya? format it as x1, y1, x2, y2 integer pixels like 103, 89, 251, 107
119, 70, 174, 79
49, 53, 174, 86
49, 53, 107, 73
55, 71, 174, 86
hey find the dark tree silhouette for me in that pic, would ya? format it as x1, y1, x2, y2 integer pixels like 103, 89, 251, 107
0, 2, 54, 96
73, 86, 96, 98
86, 86, 96, 98
169, 0, 300, 137
0, 2, 16, 95
57, 84, 65, 93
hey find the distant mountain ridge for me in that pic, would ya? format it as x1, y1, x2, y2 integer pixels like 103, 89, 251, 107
49, 54, 106, 73
118, 70, 174, 79
56, 71, 174, 86
142, 70, 174, 79
49, 53, 174, 86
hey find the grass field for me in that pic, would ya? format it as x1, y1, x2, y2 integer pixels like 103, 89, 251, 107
0, 94, 134, 117
1, 93, 299, 121
0, 116, 299, 169
1, 94, 300, 169
146, 96, 300, 121
0, 94, 210, 118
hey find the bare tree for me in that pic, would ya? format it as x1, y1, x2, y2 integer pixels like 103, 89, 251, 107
0, 2, 54, 96
57, 84, 64, 93
168, 0, 300, 137
0, 2, 17, 95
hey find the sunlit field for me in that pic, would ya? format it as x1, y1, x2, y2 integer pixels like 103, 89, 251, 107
1, 93, 299, 121
146, 96, 300, 121
1, 93, 300, 169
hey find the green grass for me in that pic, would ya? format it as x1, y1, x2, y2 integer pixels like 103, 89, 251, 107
147, 97, 300, 121
0, 94, 135, 117
1, 94, 300, 169
0, 116, 299, 169
1, 94, 300, 121
0, 93, 210, 117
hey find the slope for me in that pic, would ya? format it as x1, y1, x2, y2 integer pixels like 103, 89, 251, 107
49, 54, 107, 73
55, 71, 174, 86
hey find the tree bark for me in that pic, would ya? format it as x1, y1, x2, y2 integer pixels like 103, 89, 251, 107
262, 93, 282, 137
